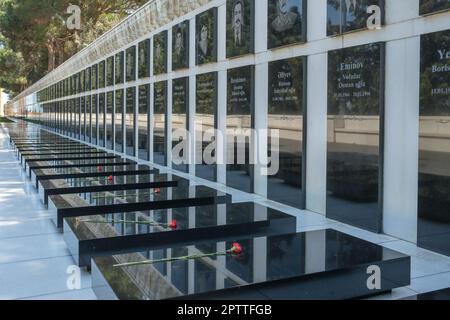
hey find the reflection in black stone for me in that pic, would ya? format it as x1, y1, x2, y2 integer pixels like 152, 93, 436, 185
153, 31, 167, 75
115, 51, 124, 85
326, 0, 384, 36
115, 90, 124, 153
138, 85, 150, 161
172, 21, 189, 70
268, 57, 305, 209
80, 97, 86, 141
138, 39, 150, 79
85, 67, 91, 92
126, 87, 136, 156
106, 56, 114, 86
98, 93, 105, 147
106, 92, 114, 150
86, 96, 92, 143
226, 66, 254, 193
196, 72, 217, 182
420, 0, 450, 15
91, 64, 98, 90
92, 95, 98, 145
196, 8, 217, 65
154, 81, 167, 166
172, 77, 189, 173
226, 0, 254, 58
126, 46, 136, 82
267, 0, 306, 49
99, 61, 105, 88
418, 30, 450, 256
327, 43, 384, 233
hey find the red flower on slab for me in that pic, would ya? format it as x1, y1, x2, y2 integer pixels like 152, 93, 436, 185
168, 219, 178, 230
97, 165, 103, 172
154, 188, 161, 194
230, 243, 243, 255
107, 175, 114, 182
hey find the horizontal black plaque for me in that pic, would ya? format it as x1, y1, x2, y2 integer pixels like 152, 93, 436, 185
196, 8, 218, 65
268, 0, 306, 49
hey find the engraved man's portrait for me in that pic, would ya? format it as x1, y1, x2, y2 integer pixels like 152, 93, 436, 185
232, 0, 245, 46
271, 0, 299, 33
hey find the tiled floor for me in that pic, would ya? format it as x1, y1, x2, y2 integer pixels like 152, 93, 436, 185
1, 127, 450, 300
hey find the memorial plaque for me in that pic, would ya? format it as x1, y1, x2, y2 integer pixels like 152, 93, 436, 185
268, 57, 306, 209
91, 64, 98, 90
172, 77, 189, 173
172, 21, 190, 70
327, 42, 385, 232
106, 56, 114, 86
418, 30, 450, 256
138, 39, 150, 78
86, 95, 92, 142
92, 95, 98, 145
327, 0, 384, 36
126, 46, 136, 82
106, 92, 114, 150
115, 51, 124, 84
420, 0, 450, 15
80, 70, 85, 92
99, 61, 106, 88
196, 72, 217, 182
268, 0, 306, 49
115, 89, 124, 153
226, 66, 254, 193
98, 93, 106, 147
138, 85, 150, 161
125, 87, 136, 156
154, 81, 167, 166
81, 96, 86, 140
227, 0, 254, 58
196, 8, 218, 65
85, 67, 91, 91
153, 31, 168, 75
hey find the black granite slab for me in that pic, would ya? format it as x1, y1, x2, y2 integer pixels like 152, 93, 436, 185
18, 147, 98, 162
49, 185, 232, 228
26, 154, 120, 177
403, 288, 450, 300
20, 149, 104, 167
39, 172, 181, 206
64, 202, 296, 268
22, 151, 108, 167
91, 229, 410, 300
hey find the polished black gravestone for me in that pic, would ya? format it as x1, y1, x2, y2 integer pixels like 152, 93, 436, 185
226, 0, 254, 58
153, 31, 168, 75
18, 147, 98, 162
64, 202, 296, 268
29, 157, 132, 182
49, 185, 231, 228
172, 21, 190, 70
20, 148, 103, 166
403, 288, 450, 300
22, 151, 108, 169
26, 154, 120, 177
196, 8, 217, 65
419, 0, 450, 15
91, 229, 410, 300
268, 0, 306, 49
39, 173, 182, 206
33, 164, 157, 189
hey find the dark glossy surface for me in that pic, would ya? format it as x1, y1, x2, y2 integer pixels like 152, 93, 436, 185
126, 87, 136, 156
138, 85, 150, 161
196, 72, 217, 182
226, 66, 254, 193
153, 81, 167, 166
268, 0, 306, 49
226, 0, 254, 58
153, 31, 168, 75
172, 21, 189, 70
49, 184, 232, 228
172, 77, 189, 173
115, 89, 124, 153
420, 0, 450, 15
29, 158, 132, 171
115, 51, 124, 84
403, 288, 450, 300
327, 43, 384, 233
268, 57, 305, 209
92, 229, 410, 300
327, 0, 384, 36
106, 92, 114, 150
126, 45, 136, 82
64, 202, 296, 267
196, 8, 217, 65
138, 39, 150, 79
418, 30, 450, 256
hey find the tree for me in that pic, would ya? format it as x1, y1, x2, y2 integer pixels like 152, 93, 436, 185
0, 0, 147, 97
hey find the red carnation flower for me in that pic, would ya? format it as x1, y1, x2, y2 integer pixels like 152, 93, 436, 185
154, 188, 161, 194
97, 165, 103, 172
230, 243, 242, 255
107, 175, 114, 182
168, 219, 177, 230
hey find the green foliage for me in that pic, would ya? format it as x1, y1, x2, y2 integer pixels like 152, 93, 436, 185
0, 0, 147, 97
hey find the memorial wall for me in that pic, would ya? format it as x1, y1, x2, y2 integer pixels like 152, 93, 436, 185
28, 0, 450, 251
